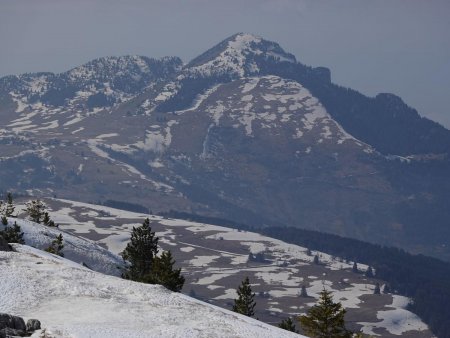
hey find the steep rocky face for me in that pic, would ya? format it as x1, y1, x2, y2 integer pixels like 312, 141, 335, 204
0, 33, 449, 260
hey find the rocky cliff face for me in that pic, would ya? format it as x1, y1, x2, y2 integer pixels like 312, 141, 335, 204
0, 33, 449, 259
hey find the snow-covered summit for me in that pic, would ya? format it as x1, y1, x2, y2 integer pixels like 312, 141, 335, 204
186, 33, 297, 78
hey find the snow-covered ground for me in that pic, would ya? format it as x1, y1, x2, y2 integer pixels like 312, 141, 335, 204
0, 218, 122, 276
9, 198, 434, 336
0, 245, 302, 338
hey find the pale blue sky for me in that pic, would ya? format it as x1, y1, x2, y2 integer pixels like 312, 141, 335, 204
1, 0, 449, 128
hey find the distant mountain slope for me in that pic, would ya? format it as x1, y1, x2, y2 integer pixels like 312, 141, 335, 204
179, 33, 450, 156
0, 244, 301, 338
0, 33, 449, 261
302, 81, 450, 156
0, 55, 181, 109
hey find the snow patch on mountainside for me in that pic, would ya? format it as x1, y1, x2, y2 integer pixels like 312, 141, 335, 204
86, 139, 174, 192
360, 295, 429, 336
201, 75, 374, 150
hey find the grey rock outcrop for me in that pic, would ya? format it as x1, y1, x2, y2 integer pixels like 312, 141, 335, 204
0, 327, 26, 338
26, 319, 41, 332
0, 313, 26, 331
0, 313, 26, 337
0, 313, 41, 337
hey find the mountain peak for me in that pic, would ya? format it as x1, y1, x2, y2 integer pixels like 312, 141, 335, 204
186, 33, 296, 78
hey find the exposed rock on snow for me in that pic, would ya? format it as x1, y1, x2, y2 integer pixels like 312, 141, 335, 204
26, 318, 42, 332
0, 312, 40, 337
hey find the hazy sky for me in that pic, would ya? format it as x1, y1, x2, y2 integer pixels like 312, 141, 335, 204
1, 0, 449, 128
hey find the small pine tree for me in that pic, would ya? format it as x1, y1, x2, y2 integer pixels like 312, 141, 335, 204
300, 285, 308, 297
278, 317, 299, 333
299, 289, 352, 338
374, 282, 381, 295
383, 284, 391, 294
121, 218, 159, 281
144, 250, 185, 292
42, 212, 56, 227
42, 212, 50, 225
4, 192, 15, 217
189, 288, 197, 299
232, 276, 256, 317
45, 233, 64, 257
0, 221, 25, 244
313, 255, 320, 264
365, 266, 374, 278
1, 215, 7, 226
352, 262, 358, 273
25, 199, 46, 223
353, 333, 366, 338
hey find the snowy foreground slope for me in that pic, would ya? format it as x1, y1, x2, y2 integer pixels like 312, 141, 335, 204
1, 218, 123, 276
10, 199, 433, 336
0, 245, 302, 338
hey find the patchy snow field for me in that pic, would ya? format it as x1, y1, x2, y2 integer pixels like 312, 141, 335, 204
11, 198, 433, 337
0, 245, 301, 338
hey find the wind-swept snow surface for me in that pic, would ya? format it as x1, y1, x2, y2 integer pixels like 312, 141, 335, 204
1, 218, 123, 276
0, 245, 302, 338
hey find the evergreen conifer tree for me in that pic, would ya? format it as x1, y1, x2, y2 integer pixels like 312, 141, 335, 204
121, 218, 159, 281
374, 282, 381, 295
232, 276, 256, 317
25, 200, 46, 223
278, 317, 299, 333
42, 212, 56, 227
300, 285, 308, 297
352, 262, 358, 273
45, 233, 64, 257
42, 212, 50, 225
0, 197, 7, 225
313, 255, 320, 264
299, 288, 352, 338
4, 193, 15, 217
365, 266, 374, 277
189, 288, 197, 299
144, 250, 185, 292
0, 221, 25, 244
